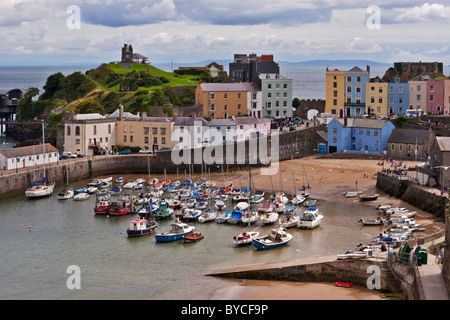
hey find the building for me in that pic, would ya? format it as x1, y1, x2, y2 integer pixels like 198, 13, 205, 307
121, 43, 148, 68
195, 82, 259, 119
344, 66, 370, 118
64, 113, 117, 156
232, 116, 271, 141
366, 76, 388, 117
426, 78, 444, 115
172, 116, 210, 149
388, 75, 409, 116
177, 62, 226, 78
116, 111, 173, 152
443, 80, 450, 115
408, 73, 434, 113
229, 53, 280, 83
255, 73, 293, 118
427, 136, 450, 188
325, 68, 346, 118
132, 53, 149, 64
0, 143, 58, 170
208, 119, 237, 145
394, 61, 443, 76
387, 128, 433, 159
327, 118, 395, 155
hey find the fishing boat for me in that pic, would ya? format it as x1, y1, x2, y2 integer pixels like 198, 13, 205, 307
183, 232, 204, 243
198, 210, 217, 223
108, 197, 134, 216
359, 194, 379, 202
279, 214, 300, 228
342, 191, 362, 198
167, 198, 181, 209
57, 188, 74, 200
94, 194, 111, 215
259, 211, 279, 226
126, 218, 157, 237
258, 201, 273, 213
215, 210, 230, 223
298, 206, 323, 229
153, 202, 174, 219
252, 227, 293, 250
233, 229, 260, 246
358, 217, 384, 226
154, 220, 195, 243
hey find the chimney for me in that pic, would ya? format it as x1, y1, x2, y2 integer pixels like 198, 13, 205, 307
119, 105, 124, 121
366, 65, 371, 75
173, 112, 178, 121
142, 111, 147, 120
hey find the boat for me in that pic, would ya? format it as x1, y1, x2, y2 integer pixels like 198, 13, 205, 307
198, 210, 217, 223
57, 188, 74, 200
273, 202, 286, 213
87, 179, 101, 187
284, 205, 297, 214
358, 217, 384, 226
359, 194, 379, 202
234, 201, 249, 211
342, 191, 362, 198
179, 208, 202, 221
183, 232, 204, 243
335, 282, 354, 288
250, 195, 264, 204
123, 180, 137, 189
241, 211, 258, 225
167, 198, 181, 209
153, 203, 174, 219
94, 194, 111, 215
214, 199, 226, 210
304, 199, 317, 207
74, 187, 87, 195
137, 201, 157, 216
109, 186, 122, 194
86, 186, 98, 194
233, 229, 260, 246
195, 201, 208, 210
228, 209, 244, 225
279, 214, 300, 228
74, 192, 90, 201
126, 218, 157, 237
108, 197, 134, 216
232, 194, 249, 202
259, 211, 279, 226
291, 195, 305, 205
272, 192, 289, 204
252, 227, 293, 250
298, 206, 323, 229
258, 201, 273, 213
215, 210, 230, 223
154, 220, 195, 243
116, 177, 124, 184
337, 251, 367, 260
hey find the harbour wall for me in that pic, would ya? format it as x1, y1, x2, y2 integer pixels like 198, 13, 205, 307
0, 125, 325, 198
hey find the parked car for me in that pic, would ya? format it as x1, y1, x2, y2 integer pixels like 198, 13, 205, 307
158, 147, 171, 152
139, 149, 153, 154
73, 152, 84, 158
62, 151, 77, 159
119, 149, 132, 154
289, 125, 296, 131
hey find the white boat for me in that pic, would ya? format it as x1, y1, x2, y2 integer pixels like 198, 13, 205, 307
259, 211, 279, 226
273, 202, 286, 213
250, 195, 264, 204
116, 177, 124, 184
154, 220, 195, 243
298, 206, 323, 229
215, 210, 230, 223
234, 201, 249, 211
233, 229, 260, 246
272, 192, 289, 204
337, 251, 367, 260
291, 195, 306, 205
252, 227, 293, 250
214, 199, 226, 210
179, 208, 202, 221
258, 201, 273, 213
388, 218, 421, 228
358, 217, 384, 226
342, 191, 362, 198
241, 211, 258, 225
74, 192, 90, 201
389, 211, 416, 219
57, 188, 74, 200
25, 181, 55, 198
198, 210, 217, 223
86, 186, 98, 194
123, 180, 137, 189
167, 198, 181, 209
232, 194, 249, 202
279, 214, 300, 228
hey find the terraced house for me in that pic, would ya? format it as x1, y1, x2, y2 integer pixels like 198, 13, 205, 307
366, 76, 387, 117
388, 75, 409, 116
344, 66, 370, 118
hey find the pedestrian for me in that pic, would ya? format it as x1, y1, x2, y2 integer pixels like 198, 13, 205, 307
355, 180, 358, 188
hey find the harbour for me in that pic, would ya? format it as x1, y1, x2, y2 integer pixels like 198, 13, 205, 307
0, 155, 444, 300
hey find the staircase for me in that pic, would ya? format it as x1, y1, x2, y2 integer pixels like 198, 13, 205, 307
377, 260, 403, 294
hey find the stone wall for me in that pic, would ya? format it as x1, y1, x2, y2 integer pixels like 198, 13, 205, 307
293, 99, 325, 119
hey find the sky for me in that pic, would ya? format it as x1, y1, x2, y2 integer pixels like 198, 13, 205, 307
1, 0, 450, 66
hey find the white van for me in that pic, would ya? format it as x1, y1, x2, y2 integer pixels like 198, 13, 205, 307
406, 109, 424, 117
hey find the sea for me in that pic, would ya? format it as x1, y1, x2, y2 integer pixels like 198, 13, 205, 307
0, 64, 416, 301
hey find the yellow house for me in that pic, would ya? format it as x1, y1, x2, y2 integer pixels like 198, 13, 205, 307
366, 76, 388, 117
325, 68, 346, 118
195, 82, 258, 119
116, 110, 174, 152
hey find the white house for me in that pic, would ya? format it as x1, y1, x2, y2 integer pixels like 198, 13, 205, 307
233, 116, 271, 141
0, 143, 59, 170
172, 116, 210, 149
208, 119, 237, 145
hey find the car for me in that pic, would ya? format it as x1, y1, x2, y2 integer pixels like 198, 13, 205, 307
139, 149, 153, 154
73, 152, 84, 158
289, 125, 296, 131
62, 151, 77, 159
119, 149, 132, 154
158, 147, 171, 152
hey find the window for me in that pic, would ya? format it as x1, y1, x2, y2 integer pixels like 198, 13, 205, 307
366, 129, 370, 135
224, 93, 227, 99
75, 126, 80, 136
76, 139, 80, 145
67, 126, 71, 136
152, 127, 157, 134
93, 125, 97, 135
399, 87, 403, 94
391, 143, 395, 151
123, 136, 127, 142
417, 95, 421, 101
356, 86, 361, 93
399, 97, 403, 104
333, 90, 338, 97
389, 87, 394, 94
283, 83, 287, 89
144, 127, 149, 134
333, 99, 338, 106
268, 84, 272, 89
108, 124, 111, 134
145, 137, 149, 144
430, 95, 434, 102
379, 87, 383, 93
209, 92, 215, 100
238, 93, 242, 99
378, 97, 383, 104
210, 103, 215, 111
333, 82, 337, 88
347, 76, 352, 82
346, 86, 352, 93
356, 76, 361, 83
123, 126, 127, 133
430, 85, 435, 92
160, 128, 166, 134
374, 130, 378, 136
417, 85, 421, 92
162, 137, 166, 144
333, 128, 337, 134
130, 126, 133, 133
130, 136, 133, 142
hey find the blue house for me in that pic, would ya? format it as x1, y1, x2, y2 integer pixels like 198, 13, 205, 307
344, 66, 370, 118
327, 117, 395, 155
388, 75, 409, 116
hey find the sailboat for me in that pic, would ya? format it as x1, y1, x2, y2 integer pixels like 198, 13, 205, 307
25, 123, 55, 198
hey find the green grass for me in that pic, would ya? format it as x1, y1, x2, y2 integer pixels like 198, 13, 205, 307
108, 63, 199, 90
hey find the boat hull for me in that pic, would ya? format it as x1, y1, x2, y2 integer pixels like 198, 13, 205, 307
252, 238, 291, 250
126, 227, 156, 237
155, 232, 193, 242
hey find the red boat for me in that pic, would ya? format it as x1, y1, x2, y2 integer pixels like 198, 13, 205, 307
108, 197, 135, 216
94, 195, 110, 215
335, 282, 354, 288
183, 232, 204, 243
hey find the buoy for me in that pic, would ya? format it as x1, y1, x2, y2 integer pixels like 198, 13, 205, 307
81, 232, 84, 235
35, 229, 38, 232
20, 224, 22, 227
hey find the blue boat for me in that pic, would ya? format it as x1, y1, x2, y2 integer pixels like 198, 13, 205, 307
155, 220, 195, 242
74, 188, 87, 195
126, 218, 157, 237
252, 228, 293, 250
227, 210, 243, 225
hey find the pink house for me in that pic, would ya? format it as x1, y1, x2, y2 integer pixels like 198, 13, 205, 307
232, 116, 271, 141
443, 80, 450, 115
426, 79, 444, 115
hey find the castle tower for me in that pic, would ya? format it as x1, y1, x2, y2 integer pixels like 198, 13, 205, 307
121, 44, 133, 69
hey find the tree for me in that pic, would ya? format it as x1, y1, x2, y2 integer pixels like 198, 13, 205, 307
76, 100, 105, 114
16, 87, 40, 120
41, 72, 65, 99
292, 97, 301, 109
149, 88, 169, 106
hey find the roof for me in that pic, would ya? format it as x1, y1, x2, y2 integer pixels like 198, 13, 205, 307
199, 82, 260, 92
133, 53, 148, 59
107, 109, 137, 118
436, 137, 450, 152
388, 128, 430, 144
337, 118, 391, 129
73, 113, 105, 120
347, 66, 365, 72
0, 143, 58, 159
233, 116, 270, 125
209, 119, 236, 126
174, 117, 209, 126
411, 73, 436, 82
123, 116, 173, 123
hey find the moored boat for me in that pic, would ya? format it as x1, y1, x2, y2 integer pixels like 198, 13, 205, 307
233, 229, 260, 246
154, 220, 195, 242
298, 206, 323, 229
184, 232, 204, 243
252, 227, 293, 250
74, 192, 90, 201
126, 218, 157, 237
198, 210, 217, 223
259, 211, 279, 226
342, 191, 362, 198
57, 187, 74, 200
94, 194, 111, 215
359, 194, 379, 202
358, 217, 384, 226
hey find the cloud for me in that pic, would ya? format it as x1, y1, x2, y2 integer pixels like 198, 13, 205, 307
381, 3, 450, 24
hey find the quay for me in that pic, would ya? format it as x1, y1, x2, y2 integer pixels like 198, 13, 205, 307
206, 237, 449, 300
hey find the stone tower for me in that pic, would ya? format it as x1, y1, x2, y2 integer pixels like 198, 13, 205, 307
121, 44, 133, 69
